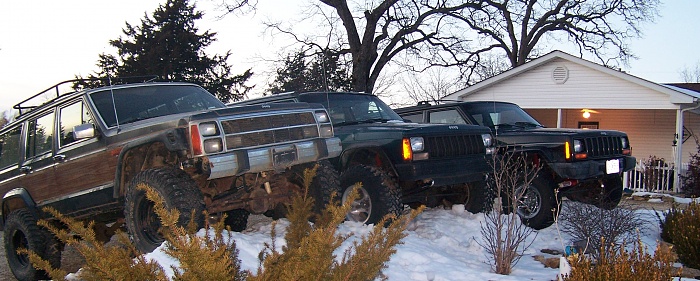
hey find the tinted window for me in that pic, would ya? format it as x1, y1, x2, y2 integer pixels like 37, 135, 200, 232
429, 109, 467, 124
460, 103, 542, 128
90, 85, 224, 127
26, 112, 54, 158
59, 101, 95, 147
300, 93, 403, 125
402, 113, 423, 123
0, 126, 22, 168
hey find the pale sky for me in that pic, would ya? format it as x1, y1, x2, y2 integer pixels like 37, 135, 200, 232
1, 0, 699, 113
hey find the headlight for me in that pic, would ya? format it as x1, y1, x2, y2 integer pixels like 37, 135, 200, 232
410, 137, 424, 152
481, 134, 492, 148
203, 138, 223, 153
315, 111, 330, 123
573, 139, 583, 153
199, 122, 219, 136
621, 137, 629, 149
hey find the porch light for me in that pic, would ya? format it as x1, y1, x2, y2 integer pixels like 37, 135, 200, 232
581, 109, 599, 119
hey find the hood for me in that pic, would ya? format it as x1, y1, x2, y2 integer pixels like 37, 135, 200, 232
496, 127, 627, 137
336, 121, 491, 137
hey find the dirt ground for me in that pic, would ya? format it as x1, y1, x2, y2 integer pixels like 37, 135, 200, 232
0, 196, 683, 281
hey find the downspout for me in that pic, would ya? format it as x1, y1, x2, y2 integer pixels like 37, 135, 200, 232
674, 100, 700, 192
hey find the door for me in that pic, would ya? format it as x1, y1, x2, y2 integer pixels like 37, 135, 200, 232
18, 110, 58, 203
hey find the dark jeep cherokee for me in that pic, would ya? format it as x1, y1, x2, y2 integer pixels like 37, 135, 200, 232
0, 80, 341, 280
396, 101, 636, 229
233, 92, 494, 225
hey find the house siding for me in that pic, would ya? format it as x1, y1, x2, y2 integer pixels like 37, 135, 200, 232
461, 58, 678, 110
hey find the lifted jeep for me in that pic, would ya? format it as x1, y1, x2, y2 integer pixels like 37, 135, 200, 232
396, 101, 636, 229
0, 79, 341, 280
233, 92, 495, 225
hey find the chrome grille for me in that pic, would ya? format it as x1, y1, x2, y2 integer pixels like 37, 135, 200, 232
225, 126, 319, 149
425, 135, 484, 159
221, 112, 315, 134
220, 112, 319, 150
582, 136, 623, 158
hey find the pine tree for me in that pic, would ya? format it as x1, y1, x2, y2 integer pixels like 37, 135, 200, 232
268, 49, 351, 94
76, 0, 252, 103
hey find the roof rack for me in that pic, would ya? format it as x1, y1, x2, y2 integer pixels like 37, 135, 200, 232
13, 75, 159, 116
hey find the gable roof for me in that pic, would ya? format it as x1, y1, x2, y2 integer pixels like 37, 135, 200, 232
446, 50, 698, 105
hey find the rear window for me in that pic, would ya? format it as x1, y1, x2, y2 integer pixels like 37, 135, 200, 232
0, 126, 22, 169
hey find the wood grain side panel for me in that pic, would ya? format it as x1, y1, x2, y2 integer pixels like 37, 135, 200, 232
40, 149, 118, 204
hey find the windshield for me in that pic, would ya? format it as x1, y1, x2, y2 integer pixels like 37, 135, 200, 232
90, 84, 225, 127
300, 93, 403, 125
462, 102, 542, 129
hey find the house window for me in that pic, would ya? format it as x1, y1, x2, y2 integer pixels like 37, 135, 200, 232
578, 121, 599, 130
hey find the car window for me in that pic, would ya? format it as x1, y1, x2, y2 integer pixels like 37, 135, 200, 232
26, 112, 54, 158
91, 85, 224, 127
402, 113, 423, 123
0, 126, 22, 169
59, 101, 95, 147
429, 109, 467, 124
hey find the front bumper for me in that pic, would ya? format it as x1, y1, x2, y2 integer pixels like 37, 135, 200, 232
549, 155, 636, 180
207, 137, 342, 179
394, 155, 490, 186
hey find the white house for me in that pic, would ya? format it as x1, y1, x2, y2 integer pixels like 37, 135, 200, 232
444, 50, 700, 192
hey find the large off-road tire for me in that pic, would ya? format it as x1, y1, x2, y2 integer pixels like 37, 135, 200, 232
4, 209, 62, 281
125, 167, 205, 253
503, 175, 559, 230
224, 209, 250, 232
464, 181, 493, 214
339, 165, 402, 225
289, 160, 342, 214
595, 176, 624, 210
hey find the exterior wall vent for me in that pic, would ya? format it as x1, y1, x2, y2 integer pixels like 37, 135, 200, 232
552, 65, 569, 84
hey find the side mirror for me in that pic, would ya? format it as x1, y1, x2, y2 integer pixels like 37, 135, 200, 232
72, 123, 95, 139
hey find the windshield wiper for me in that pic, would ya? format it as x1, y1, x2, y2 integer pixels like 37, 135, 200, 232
514, 121, 543, 128
494, 123, 514, 129
334, 118, 393, 126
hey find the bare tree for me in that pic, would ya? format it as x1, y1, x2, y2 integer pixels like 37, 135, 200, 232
445, 0, 660, 69
478, 152, 538, 275
402, 68, 464, 104
220, 0, 658, 93
259, 0, 480, 93
680, 61, 700, 83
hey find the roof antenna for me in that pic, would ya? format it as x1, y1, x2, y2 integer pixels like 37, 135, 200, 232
321, 51, 329, 92
108, 75, 120, 131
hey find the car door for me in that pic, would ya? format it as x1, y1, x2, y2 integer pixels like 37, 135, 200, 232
18, 109, 58, 203
49, 99, 117, 216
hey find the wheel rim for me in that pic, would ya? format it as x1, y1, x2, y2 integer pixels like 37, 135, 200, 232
10, 230, 30, 267
136, 196, 164, 246
516, 183, 541, 219
342, 185, 372, 223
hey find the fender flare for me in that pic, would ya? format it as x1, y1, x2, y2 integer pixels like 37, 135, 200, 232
0, 187, 38, 230
113, 127, 190, 198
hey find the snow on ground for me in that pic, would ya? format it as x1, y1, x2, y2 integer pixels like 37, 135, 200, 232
122, 200, 689, 281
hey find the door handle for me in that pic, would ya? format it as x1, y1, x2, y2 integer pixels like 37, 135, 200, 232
20, 166, 32, 174
54, 154, 66, 161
